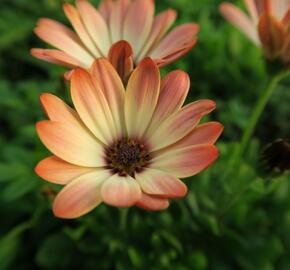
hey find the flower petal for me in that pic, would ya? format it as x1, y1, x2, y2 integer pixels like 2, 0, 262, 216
53, 170, 110, 218
164, 122, 224, 152
152, 145, 219, 178
135, 168, 187, 198
108, 41, 134, 82
31, 49, 81, 68
136, 193, 169, 211
101, 174, 141, 207
90, 58, 126, 136
76, 0, 111, 55
109, 0, 131, 43
149, 23, 199, 62
99, 0, 114, 23
36, 120, 105, 167
147, 100, 216, 151
35, 156, 95, 184
63, 3, 101, 57
220, 3, 260, 45
125, 58, 160, 138
137, 8, 177, 62
34, 18, 94, 67
71, 68, 117, 144
148, 70, 190, 131
123, 0, 154, 57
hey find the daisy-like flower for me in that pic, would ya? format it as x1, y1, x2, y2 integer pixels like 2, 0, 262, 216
35, 58, 222, 219
31, 0, 199, 81
220, 0, 290, 63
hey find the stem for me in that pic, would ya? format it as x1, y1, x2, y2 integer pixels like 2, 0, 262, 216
119, 208, 129, 231
230, 70, 290, 168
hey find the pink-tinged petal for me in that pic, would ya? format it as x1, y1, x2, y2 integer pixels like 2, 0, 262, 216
99, 0, 114, 23
63, 3, 101, 57
137, 9, 177, 62
149, 70, 190, 131
76, 0, 111, 55
135, 168, 187, 199
271, 0, 290, 19
164, 122, 223, 152
244, 0, 259, 23
149, 23, 199, 62
123, 0, 154, 57
34, 18, 94, 67
90, 58, 126, 135
31, 48, 80, 68
107, 41, 134, 83
152, 145, 219, 178
109, 0, 131, 43
71, 68, 117, 144
101, 174, 141, 207
36, 121, 105, 167
147, 100, 216, 151
35, 156, 96, 184
220, 3, 260, 45
136, 193, 169, 211
125, 58, 160, 138
53, 170, 110, 219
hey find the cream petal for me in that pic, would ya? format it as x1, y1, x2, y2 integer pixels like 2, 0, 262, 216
53, 170, 110, 218
101, 174, 141, 207
271, 0, 290, 19
151, 145, 219, 178
109, 0, 131, 43
163, 122, 224, 152
76, 0, 111, 56
220, 3, 260, 45
136, 193, 169, 211
36, 120, 105, 167
147, 100, 216, 151
31, 49, 81, 68
71, 68, 117, 144
148, 70, 190, 131
125, 58, 160, 138
107, 41, 134, 82
34, 18, 94, 67
63, 3, 101, 57
123, 0, 154, 57
136, 9, 176, 62
244, 0, 259, 23
149, 23, 199, 60
90, 58, 126, 136
35, 156, 96, 184
99, 0, 114, 23
135, 168, 187, 198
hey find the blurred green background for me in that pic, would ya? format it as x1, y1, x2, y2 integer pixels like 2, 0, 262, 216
0, 0, 290, 269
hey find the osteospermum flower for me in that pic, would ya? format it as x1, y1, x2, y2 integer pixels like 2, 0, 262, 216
220, 0, 290, 63
35, 58, 222, 219
31, 0, 199, 80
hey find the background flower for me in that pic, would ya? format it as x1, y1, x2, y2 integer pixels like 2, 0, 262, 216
31, 0, 199, 80
220, 0, 290, 64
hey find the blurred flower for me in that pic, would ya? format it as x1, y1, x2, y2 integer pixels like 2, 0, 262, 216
259, 138, 290, 177
35, 58, 222, 219
220, 0, 290, 64
31, 0, 199, 81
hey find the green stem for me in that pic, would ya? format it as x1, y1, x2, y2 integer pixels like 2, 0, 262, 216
119, 208, 129, 231
230, 70, 290, 168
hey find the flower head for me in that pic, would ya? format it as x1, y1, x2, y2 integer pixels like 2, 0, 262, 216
31, 0, 199, 81
35, 58, 222, 218
220, 0, 290, 64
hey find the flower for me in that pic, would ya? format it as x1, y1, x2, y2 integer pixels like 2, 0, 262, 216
31, 0, 199, 80
220, 0, 290, 63
35, 58, 222, 219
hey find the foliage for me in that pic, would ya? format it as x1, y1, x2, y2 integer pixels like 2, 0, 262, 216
0, 0, 289, 269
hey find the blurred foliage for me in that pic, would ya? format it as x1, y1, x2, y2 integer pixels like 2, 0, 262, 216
0, 0, 290, 269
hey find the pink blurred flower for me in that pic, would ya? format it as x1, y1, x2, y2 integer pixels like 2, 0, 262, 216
31, 0, 199, 80
35, 58, 222, 219
220, 0, 290, 63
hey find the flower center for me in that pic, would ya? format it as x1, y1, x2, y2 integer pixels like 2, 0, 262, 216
105, 138, 150, 177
